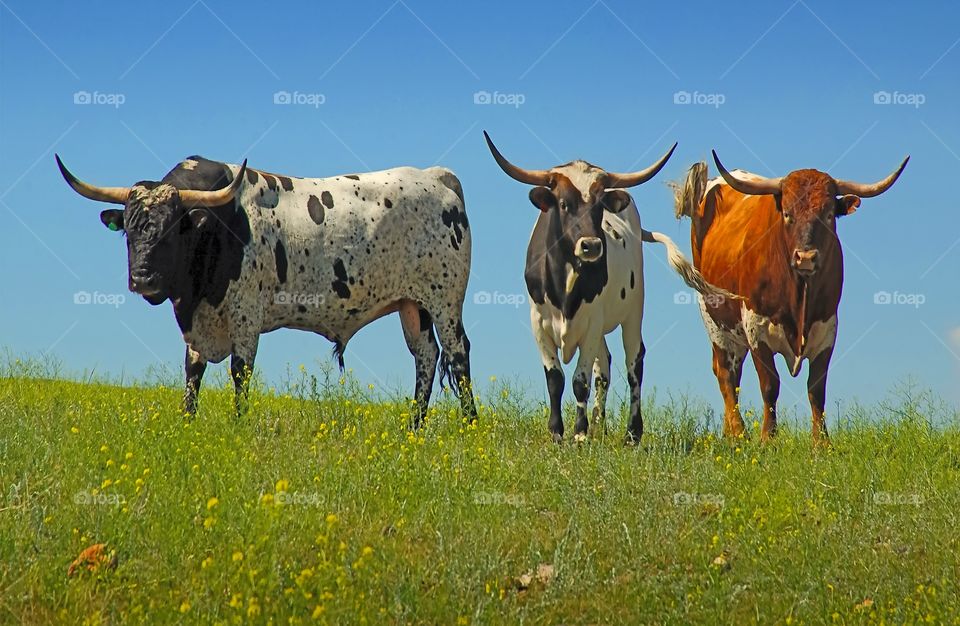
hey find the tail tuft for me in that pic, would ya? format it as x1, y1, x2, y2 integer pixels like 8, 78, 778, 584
667, 161, 708, 220
437, 351, 463, 397
331, 341, 346, 371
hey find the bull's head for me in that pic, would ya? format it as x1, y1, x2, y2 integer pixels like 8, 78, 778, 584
56, 156, 247, 304
712, 151, 908, 277
484, 131, 676, 268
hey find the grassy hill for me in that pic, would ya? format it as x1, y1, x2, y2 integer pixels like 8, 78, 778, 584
1, 364, 959, 624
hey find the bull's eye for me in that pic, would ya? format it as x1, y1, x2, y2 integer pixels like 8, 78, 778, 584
783, 213, 794, 224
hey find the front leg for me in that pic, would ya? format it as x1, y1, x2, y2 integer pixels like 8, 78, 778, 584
807, 346, 833, 446
750, 342, 780, 441
572, 335, 602, 443
230, 340, 259, 417
590, 339, 611, 437
183, 346, 207, 416
532, 307, 564, 443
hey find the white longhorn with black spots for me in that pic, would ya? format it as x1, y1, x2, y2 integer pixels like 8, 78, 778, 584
56, 154, 478, 425
484, 133, 735, 444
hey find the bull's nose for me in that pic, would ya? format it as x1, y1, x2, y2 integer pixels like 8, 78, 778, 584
576, 237, 603, 262
130, 269, 157, 291
793, 249, 819, 273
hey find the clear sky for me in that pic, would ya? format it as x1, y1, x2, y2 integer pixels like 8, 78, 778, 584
1, 1, 957, 417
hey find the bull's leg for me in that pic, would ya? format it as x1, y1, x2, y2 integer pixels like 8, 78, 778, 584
230, 340, 258, 417
621, 320, 646, 445
590, 339, 611, 437
183, 346, 207, 416
750, 342, 780, 441
572, 338, 601, 442
712, 343, 747, 438
433, 309, 478, 422
399, 301, 440, 429
807, 347, 833, 447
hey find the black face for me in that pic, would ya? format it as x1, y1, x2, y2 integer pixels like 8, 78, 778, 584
100, 184, 205, 305
529, 176, 633, 267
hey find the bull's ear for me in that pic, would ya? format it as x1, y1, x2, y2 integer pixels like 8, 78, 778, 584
188, 208, 211, 229
99, 209, 124, 232
836, 194, 861, 217
529, 187, 556, 212
601, 190, 632, 213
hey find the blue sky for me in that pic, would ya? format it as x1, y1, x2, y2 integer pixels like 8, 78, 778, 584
1, 1, 958, 416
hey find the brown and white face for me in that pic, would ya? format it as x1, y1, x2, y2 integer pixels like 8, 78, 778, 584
712, 151, 909, 278
484, 131, 677, 268
56, 155, 247, 303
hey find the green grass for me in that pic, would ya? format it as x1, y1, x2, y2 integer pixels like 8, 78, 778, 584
2, 359, 959, 625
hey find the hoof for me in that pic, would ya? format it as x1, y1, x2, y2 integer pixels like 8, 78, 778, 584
551, 432, 564, 445
623, 431, 642, 447
573, 432, 587, 444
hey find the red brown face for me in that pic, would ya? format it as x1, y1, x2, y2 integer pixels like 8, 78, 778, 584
711, 151, 909, 278
778, 170, 859, 276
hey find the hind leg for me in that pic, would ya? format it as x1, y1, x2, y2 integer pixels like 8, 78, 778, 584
590, 339, 611, 437
432, 306, 478, 422
183, 345, 207, 416
399, 300, 440, 429
230, 339, 258, 418
621, 316, 646, 445
712, 343, 747, 438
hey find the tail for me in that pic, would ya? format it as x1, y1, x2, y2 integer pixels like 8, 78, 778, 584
641, 228, 740, 301
437, 350, 468, 398
667, 161, 708, 220
331, 340, 345, 371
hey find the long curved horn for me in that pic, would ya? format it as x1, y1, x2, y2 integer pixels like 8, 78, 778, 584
606, 142, 678, 188
178, 160, 248, 208
712, 150, 782, 196
55, 155, 129, 205
483, 131, 552, 186
834, 156, 909, 198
